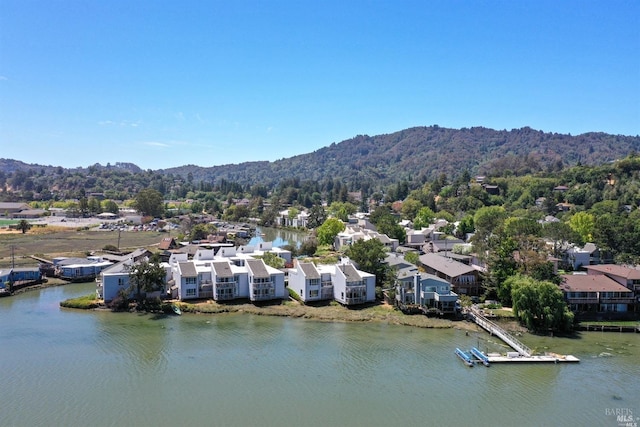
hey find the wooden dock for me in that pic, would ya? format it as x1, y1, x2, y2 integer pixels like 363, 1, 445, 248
467, 306, 580, 363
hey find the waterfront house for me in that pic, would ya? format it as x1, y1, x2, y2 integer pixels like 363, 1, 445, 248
560, 274, 636, 318
584, 264, 640, 312
175, 261, 199, 300
97, 255, 171, 302
212, 260, 248, 301
288, 261, 334, 303
0, 267, 42, 291
328, 261, 376, 306
97, 260, 133, 302
246, 258, 286, 302
55, 256, 113, 282
419, 252, 481, 297
396, 270, 459, 315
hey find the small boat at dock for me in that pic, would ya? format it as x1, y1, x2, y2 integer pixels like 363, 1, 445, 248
455, 348, 474, 367
172, 304, 182, 315
470, 347, 490, 367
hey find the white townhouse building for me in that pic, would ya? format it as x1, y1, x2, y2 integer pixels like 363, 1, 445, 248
212, 260, 249, 301
327, 262, 376, 306
288, 262, 334, 303
246, 258, 287, 302
168, 252, 285, 303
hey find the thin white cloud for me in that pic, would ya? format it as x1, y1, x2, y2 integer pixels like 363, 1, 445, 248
0, 76, 8, 81
98, 119, 140, 127
143, 141, 171, 148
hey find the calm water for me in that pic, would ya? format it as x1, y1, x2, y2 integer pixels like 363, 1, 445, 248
249, 226, 309, 247
1, 283, 639, 427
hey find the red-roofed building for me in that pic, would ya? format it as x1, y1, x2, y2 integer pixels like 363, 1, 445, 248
560, 274, 636, 317
584, 264, 640, 313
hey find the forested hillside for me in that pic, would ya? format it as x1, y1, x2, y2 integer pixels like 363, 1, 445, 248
161, 126, 640, 188
1, 126, 639, 202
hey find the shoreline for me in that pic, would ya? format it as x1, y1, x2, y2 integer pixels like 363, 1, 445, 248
62, 293, 486, 332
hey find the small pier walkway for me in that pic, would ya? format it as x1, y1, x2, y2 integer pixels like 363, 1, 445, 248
468, 306, 531, 356
466, 306, 579, 363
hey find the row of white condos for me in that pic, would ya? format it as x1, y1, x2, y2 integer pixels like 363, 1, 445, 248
97, 245, 376, 306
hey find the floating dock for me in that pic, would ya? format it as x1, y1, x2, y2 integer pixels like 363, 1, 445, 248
486, 353, 580, 363
466, 307, 580, 364
470, 347, 490, 366
455, 348, 474, 367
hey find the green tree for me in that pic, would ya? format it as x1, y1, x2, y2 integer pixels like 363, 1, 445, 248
328, 201, 357, 222
102, 199, 120, 214
189, 223, 216, 242
258, 252, 285, 269
78, 197, 90, 217
134, 188, 165, 217
404, 251, 419, 265
17, 219, 32, 234
486, 235, 519, 304
455, 214, 475, 239
372, 209, 406, 244
400, 199, 422, 221
568, 211, 595, 243
317, 218, 345, 246
298, 238, 318, 256
542, 221, 578, 258
413, 207, 436, 229
473, 206, 508, 236
87, 197, 102, 215
511, 275, 574, 333
344, 238, 390, 288
128, 260, 167, 304
307, 204, 327, 229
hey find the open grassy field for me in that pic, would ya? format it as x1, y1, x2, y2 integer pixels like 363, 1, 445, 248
0, 227, 167, 267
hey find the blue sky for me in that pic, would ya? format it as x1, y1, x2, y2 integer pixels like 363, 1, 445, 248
1, 0, 639, 170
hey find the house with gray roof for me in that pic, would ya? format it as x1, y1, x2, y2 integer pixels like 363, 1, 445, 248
0, 202, 30, 217
419, 252, 481, 297
327, 261, 376, 305
288, 262, 334, 303
395, 271, 459, 315
246, 258, 286, 302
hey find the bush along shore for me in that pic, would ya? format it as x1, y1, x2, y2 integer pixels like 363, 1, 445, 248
60, 295, 481, 331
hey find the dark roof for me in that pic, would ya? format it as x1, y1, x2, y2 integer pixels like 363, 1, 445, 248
247, 259, 269, 278
299, 262, 320, 279
212, 261, 234, 278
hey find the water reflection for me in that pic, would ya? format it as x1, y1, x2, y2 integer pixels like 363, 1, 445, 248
249, 226, 310, 247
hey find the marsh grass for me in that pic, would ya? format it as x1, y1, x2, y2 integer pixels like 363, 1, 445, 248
60, 294, 100, 309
